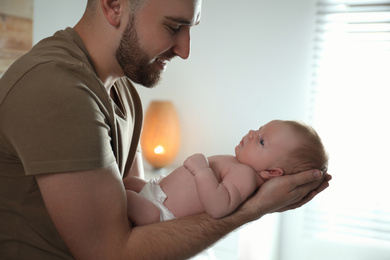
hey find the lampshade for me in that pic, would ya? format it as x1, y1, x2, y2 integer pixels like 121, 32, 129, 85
141, 100, 181, 169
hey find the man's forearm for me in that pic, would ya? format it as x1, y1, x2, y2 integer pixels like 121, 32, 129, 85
123, 211, 255, 260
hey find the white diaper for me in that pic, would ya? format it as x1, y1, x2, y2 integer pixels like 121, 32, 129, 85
139, 177, 176, 221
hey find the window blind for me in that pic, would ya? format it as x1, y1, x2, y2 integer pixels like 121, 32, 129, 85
281, 1, 390, 259
308, 0, 390, 250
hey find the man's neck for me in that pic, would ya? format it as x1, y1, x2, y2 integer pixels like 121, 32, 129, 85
74, 19, 124, 94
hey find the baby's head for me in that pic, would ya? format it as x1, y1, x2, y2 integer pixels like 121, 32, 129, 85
235, 120, 328, 179
275, 120, 328, 175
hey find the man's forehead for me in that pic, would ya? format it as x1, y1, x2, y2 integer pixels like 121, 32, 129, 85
164, 13, 201, 26
159, 0, 202, 25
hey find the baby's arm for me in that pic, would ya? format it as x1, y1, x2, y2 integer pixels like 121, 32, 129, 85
184, 154, 253, 218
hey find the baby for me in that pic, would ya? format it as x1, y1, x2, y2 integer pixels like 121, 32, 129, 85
125, 120, 328, 226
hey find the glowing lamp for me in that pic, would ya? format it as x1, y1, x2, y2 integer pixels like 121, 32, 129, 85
141, 100, 181, 169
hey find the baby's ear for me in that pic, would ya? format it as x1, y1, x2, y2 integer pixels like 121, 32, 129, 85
260, 167, 285, 180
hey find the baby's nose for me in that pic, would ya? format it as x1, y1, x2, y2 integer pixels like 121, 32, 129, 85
248, 130, 256, 139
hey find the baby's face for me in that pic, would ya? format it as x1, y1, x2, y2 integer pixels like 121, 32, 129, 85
235, 120, 299, 171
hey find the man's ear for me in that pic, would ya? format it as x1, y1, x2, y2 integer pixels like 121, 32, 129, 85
101, 0, 123, 27
260, 167, 285, 180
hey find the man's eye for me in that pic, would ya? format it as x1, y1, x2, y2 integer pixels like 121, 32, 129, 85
167, 25, 180, 34
260, 139, 264, 146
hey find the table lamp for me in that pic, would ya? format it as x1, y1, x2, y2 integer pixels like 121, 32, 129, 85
141, 100, 181, 169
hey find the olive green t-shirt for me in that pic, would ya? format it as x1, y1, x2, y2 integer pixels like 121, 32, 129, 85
0, 28, 142, 259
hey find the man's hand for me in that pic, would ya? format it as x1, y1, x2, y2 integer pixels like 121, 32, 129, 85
274, 172, 331, 213
239, 169, 331, 221
183, 153, 209, 175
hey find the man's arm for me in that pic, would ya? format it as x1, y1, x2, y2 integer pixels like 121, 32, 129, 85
127, 150, 145, 179
35, 162, 237, 260
36, 162, 330, 260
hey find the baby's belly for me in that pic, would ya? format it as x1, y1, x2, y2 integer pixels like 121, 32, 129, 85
159, 166, 204, 217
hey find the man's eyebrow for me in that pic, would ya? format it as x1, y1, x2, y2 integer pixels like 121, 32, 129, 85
165, 16, 201, 26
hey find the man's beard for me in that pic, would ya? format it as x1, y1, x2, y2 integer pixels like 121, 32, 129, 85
116, 17, 174, 88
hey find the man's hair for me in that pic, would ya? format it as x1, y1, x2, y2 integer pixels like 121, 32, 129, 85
278, 120, 329, 174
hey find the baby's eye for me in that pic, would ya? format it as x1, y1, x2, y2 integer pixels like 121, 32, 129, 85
260, 139, 264, 146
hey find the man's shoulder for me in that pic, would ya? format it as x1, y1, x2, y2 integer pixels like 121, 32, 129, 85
0, 32, 101, 106
2, 30, 91, 83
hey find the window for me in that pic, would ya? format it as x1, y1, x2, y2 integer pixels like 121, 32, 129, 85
280, 1, 390, 259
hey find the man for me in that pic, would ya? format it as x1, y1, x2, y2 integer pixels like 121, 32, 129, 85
0, 0, 331, 259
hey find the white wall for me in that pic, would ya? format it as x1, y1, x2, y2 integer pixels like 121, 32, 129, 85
33, 1, 316, 259
33, 0, 86, 44
137, 0, 316, 167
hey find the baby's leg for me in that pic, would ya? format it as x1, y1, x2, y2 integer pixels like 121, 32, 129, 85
123, 176, 148, 192
126, 190, 160, 226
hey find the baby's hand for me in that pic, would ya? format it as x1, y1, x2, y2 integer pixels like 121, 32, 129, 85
184, 153, 209, 175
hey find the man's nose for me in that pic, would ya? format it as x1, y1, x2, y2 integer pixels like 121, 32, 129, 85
172, 29, 191, 59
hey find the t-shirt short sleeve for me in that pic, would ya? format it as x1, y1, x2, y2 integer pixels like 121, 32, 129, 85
1, 61, 116, 175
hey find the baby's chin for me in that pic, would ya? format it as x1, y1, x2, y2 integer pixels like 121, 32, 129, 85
234, 146, 240, 157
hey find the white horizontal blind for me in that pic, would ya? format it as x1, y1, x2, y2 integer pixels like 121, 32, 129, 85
304, 0, 390, 257
280, 1, 390, 259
